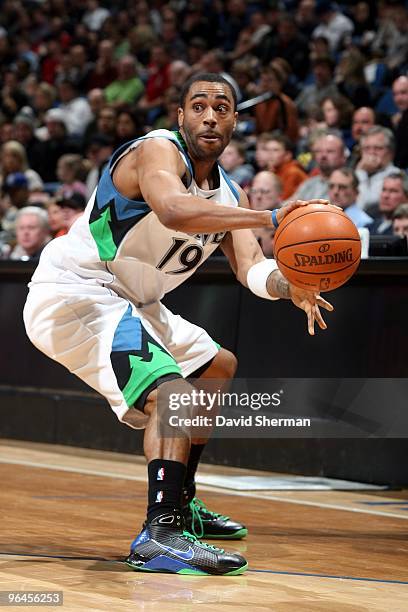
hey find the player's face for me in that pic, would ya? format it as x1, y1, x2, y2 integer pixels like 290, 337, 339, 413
178, 81, 237, 162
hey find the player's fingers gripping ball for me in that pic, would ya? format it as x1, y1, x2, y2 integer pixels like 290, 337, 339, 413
273, 203, 361, 292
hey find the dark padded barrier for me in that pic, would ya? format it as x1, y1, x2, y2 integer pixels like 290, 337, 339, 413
0, 258, 407, 484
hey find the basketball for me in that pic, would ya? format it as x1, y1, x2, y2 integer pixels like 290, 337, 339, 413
273, 204, 361, 292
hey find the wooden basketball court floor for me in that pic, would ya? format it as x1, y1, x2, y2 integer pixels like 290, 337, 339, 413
0, 440, 407, 611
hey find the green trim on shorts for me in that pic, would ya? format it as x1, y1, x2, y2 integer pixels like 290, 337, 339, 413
214, 341, 221, 350
122, 342, 182, 407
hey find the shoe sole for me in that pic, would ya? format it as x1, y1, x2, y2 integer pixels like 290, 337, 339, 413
201, 528, 248, 540
125, 560, 248, 576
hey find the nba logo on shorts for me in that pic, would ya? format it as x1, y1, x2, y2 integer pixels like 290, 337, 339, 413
156, 490, 164, 503
157, 467, 165, 481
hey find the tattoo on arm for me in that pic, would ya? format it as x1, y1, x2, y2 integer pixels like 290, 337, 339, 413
267, 271, 291, 299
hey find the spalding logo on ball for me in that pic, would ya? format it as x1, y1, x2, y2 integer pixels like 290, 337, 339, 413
273, 203, 361, 292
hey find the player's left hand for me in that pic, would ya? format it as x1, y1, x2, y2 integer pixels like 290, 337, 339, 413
289, 285, 334, 335
275, 199, 330, 225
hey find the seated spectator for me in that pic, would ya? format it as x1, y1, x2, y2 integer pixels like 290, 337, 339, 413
218, 140, 254, 188
392, 76, 408, 169
328, 168, 373, 228
153, 89, 179, 132
369, 172, 408, 235
35, 109, 80, 183
286, 130, 346, 202
249, 171, 282, 211
88, 40, 118, 90
85, 134, 115, 198
82, 0, 110, 32
116, 109, 144, 145
46, 199, 66, 238
348, 106, 376, 167
312, 1, 354, 53
56, 79, 92, 138
138, 44, 171, 120
0, 140, 43, 192
104, 55, 144, 108
296, 55, 339, 118
249, 170, 282, 257
392, 203, 408, 239
335, 48, 372, 108
55, 190, 87, 232
9, 206, 51, 261
13, 114, 44, 175
56, 154, 88, 198
3, 172, 30, 210
254, 64, 299, 142
356, 126, 399, 210
262, 133, 307, 200
321, 94, 354, 150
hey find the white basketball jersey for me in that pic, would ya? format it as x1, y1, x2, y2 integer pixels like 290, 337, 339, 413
30, 130, 239, 304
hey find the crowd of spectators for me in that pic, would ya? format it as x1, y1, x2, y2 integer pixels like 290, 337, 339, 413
0, 0, 407, 261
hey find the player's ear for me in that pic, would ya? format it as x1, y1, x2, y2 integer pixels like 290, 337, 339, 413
233, 111, 238, 130
178, 107, 184, 128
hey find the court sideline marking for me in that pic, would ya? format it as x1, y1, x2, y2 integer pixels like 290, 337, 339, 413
0, 456, 407, 521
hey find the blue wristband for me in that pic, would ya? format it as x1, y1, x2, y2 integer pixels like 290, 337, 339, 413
271, 208, 279, 229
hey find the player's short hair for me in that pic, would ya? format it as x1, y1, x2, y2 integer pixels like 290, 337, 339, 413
393, 203, 408, 220
180, 72, 237, 111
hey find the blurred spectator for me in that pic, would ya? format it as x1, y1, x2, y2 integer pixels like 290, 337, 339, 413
335, 48, 371, 108
85, 134, 115, 197
261, 133, 307, 199
69, 45, 94, 94
193, 50, 240, 102
82, 0, 110, 32
295, 0, 318, 39
328, 168, 373, 228
138, 45, 172, 117
169, 61, 192, 90
13, 114, 44, 175
371, 4, 408, 72
321, 94, 354, 149
55, 190, 87, 232
249, 171, 282, 211
56, 154, 88, 198
35, 109, 80, 183
296, 56, 338, 117
348, 106, 376, 167
392, 203, 408, 239
255, 64, 299, 141
257, 14, 310, 82
0, 69, 29, 120
104, 55, 144, 108
287, 131, 346, 202
9, 206, 51, 261
312, 1, 354, 53
46, 199, 66, 238
0, 140, 43, 192
153, 90, 179, 132
248, 170, 281, 257
88, 40, 118, 90
0, 122, 15, 144
219, 140, 254, 188
32, 82, 57, 126
229, 10, 271, 62
3, 172, 30, 210
116, 109, 144, 145
392, 76, 408, 169
368, 172, 408, 235
56, 79, 92, 137
356, 126, 399, 210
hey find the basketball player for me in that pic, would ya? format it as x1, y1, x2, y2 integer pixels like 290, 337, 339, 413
23, 73, 333, 575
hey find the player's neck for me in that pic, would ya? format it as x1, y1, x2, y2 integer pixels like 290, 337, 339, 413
193, 160, 218, 190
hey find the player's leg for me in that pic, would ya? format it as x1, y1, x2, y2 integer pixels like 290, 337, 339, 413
183, 349, 248, 540
140, 302, 247, 540
125, 377, 248, 575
